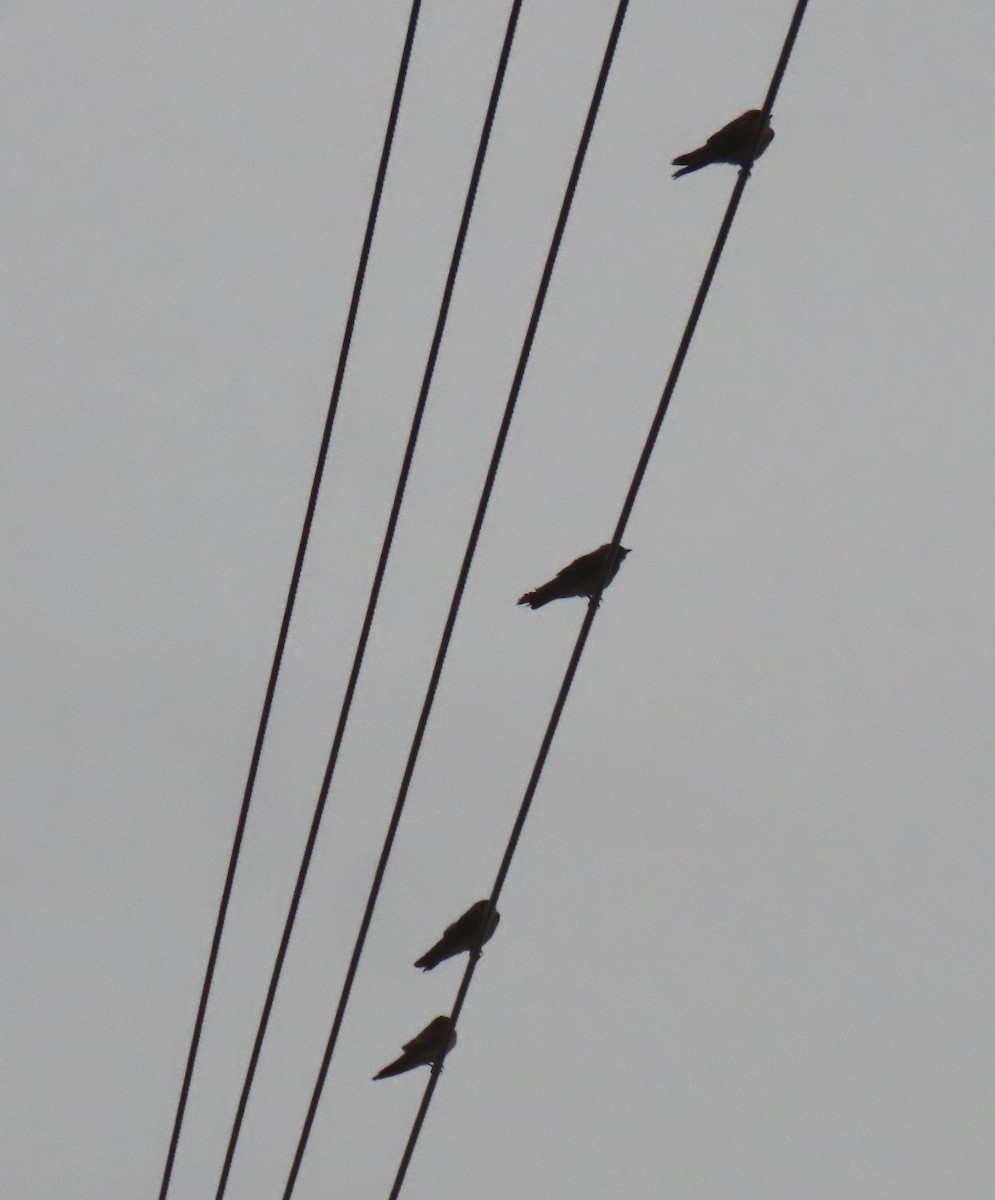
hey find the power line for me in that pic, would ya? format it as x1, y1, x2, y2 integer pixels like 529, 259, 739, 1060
276, 3, 632, 1195
210, 4, 528, 1197
153, 5, 423, 1200
384, 1, 813, 1196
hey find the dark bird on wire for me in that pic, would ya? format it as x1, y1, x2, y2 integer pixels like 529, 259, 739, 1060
373, 1016, 456, 1081
414, 900, 500, 971
671, 109, 774, 178
518, 544, 631, 610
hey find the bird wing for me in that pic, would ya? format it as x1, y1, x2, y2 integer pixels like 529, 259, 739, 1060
708, 109, 769, 162
375, 1018, 454, 1079
401, 1031, 433, 1055
402, 1016, 450, 1055
415, 901, 500, 968
443, 900, 487, 942
520, 545, 625, 606
553, 547, 602, 590
415, 905, 478, 969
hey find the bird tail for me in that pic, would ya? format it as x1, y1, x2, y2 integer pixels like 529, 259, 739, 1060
413, 945, 445, 971
671, 147, 708, 178
517, 585, 554, 609
373, 1054, 411, 1080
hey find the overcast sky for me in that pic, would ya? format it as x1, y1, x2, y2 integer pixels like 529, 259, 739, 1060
4, 1, 995, 1197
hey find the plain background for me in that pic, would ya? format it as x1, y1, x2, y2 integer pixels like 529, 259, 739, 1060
3, 1, 995, 1197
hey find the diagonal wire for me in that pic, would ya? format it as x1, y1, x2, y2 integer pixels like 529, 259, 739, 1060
280, 1, 528, 1194
210, 4, 529, 1197
154, 5, 422, 1199
384, 2, 813, 1196
277, 3, 632, 1195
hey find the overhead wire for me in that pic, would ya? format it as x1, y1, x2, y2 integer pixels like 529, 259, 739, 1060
153, 4, 423, 1199
276, 3, 633, 1195
209, 4, 528, 1197
383, 1, 813, 1196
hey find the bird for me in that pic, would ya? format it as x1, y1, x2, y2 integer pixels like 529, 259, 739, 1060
373, 1016, 456, 1080
518, 544, 630, 610
671, 109, 774, 178
414, 900, 500, 971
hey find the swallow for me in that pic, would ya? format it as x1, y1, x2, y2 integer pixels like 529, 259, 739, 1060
414, 900, 500, 971
671, 109, 774, 178
518, 544, 630, 609
373, 1016, 456, 1081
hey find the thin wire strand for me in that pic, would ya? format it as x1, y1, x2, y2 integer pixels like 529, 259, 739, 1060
153, 6, 422, 1199
277, 1, 526, 1193
385, 2, 812, 1195
277, 4, 632, 1194
211, 4, 528, 1197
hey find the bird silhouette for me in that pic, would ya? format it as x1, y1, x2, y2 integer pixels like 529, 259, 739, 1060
414, 900, 500, 971
373, 1016, 456, 1081
672, 109, 774, 178
518, 544, 630, 609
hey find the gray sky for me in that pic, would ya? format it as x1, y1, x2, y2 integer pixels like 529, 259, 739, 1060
4, 1, 995, 1197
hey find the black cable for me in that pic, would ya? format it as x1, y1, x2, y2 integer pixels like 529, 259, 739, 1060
153, 6, 422, 1200
273, 4, 632, 1194
384, 2, 812, 1196
281, 1, 526, 1192
210, 4, 529, 1197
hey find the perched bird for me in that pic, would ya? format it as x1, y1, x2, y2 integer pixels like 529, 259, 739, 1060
414, 900, 500, 971
518, 544, 631, 610
373, 1016, 456, 1081
671, 109, 774, 178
